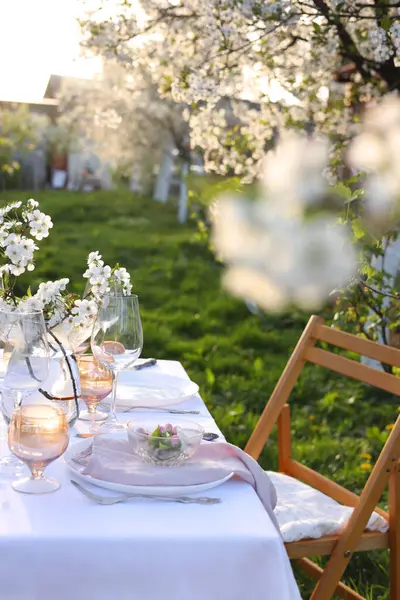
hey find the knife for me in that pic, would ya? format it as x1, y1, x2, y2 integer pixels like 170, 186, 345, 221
133, 358, 157, 370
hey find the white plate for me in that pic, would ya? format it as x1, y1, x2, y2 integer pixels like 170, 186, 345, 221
103, 371, 200, 410
65, 439, 233, 497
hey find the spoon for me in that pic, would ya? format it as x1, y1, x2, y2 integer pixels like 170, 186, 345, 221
75, 431, 220, 441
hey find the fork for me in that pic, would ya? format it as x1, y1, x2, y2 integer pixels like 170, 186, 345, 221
98, 404, 200, 415
121, 406, 200, 414
75, 431, 219, 441
70, 480, 221, 505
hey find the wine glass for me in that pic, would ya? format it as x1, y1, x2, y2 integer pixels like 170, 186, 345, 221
0, 309, 50, 476
70, 279, 124, 356
8, 404, 69, 494
91, 295, 143, 433
77, 354, 112, 422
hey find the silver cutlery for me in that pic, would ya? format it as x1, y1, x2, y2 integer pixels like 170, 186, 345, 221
132, 358, 157, 371
75, 431, 219, 441
202, 432, 219, 441
111, 406, 200, 415
99, 404, 200, 415
122, 406, 200, 414
98, 403, 200, 415
70, 480, 221, 505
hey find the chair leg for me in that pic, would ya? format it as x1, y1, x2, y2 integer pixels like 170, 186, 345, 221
278, 404, 291, 473
389, 460, 400, 600
297, 558, 365, 600
309, 553, 354, 600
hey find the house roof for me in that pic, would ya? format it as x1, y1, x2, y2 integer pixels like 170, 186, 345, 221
43, 73, 94, 100
0, 98, 59, 119
43, 75, 64, 100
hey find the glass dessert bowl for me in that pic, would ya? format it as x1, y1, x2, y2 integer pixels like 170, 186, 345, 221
127, 419, 204, 466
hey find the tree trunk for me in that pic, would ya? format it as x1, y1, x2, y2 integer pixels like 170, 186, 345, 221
178, 163, 189, 224
153, 144, 175, 203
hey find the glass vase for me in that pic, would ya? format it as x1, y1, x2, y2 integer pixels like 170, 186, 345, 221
1, 322, 81, 426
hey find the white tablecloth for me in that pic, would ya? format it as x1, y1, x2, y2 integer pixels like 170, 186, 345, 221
0, 360, 301, 600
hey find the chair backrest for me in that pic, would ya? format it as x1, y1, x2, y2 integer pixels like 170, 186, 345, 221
245, 316, 400, 533
246, 315, 400, 461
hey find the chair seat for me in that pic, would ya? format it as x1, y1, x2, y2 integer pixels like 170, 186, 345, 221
267, 471, 389, 543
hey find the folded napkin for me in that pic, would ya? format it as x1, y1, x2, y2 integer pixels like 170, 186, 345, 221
71, 437, 279, 533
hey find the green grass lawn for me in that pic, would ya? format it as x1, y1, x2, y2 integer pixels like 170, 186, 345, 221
1, 189, 396, 598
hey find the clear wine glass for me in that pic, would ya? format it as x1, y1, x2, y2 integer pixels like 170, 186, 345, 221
77, 354, 112, 422
8, 403, 69, 494
91, 295, 143, 433
70, 279, 124, 356
0, 309, 50, 476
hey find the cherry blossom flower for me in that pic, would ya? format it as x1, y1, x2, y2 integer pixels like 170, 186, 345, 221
0, 198, 133, 333
348, 95, 400, 223
83, 252, 132, 299
212, 134, 357, 311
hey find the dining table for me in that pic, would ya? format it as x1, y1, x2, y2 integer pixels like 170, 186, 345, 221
0, 359, 301, 600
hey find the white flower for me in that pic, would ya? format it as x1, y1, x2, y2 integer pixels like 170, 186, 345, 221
48, 306, 66, 328
223, 267, 287, 312
71, 299, 97, 317
19, 296, 45, 312
34, 279, 70, 309
5, 233, 18, 246
217, 204, 356, 310
83, 251, 132, 299
87, 251, 102, 265
91, 280, 110, 299
288, 218, 357, 308
262, 135, 330, 215
27, 198, 39, 209
5, 242, 25, 263
112, 267, 132, 295
27, 209, 53, 240
69, 298, 98, 329
113, 267, 129, 281
0, 202, 22, 224
212, 133, 357, 312
0, 199, 133, 330
8, 265, 25, 276
348, 95, 400, 220
369, 27, 393, 63
87, 264, 112, 285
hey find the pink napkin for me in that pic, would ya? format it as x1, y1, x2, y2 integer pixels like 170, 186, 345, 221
71, 437, 279, 533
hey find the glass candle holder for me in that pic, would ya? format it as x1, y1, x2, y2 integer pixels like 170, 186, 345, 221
8, 404, 69, 494
77, 355, 112, 422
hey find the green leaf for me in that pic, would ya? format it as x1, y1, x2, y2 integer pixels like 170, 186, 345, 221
352, 218, 366, 241
360, 263, 377, 279
312, 22, 321, 34
381, 15, 391, 31
205, 368, 215, 386
253, 357, 263, 373
333, 181, 352, 200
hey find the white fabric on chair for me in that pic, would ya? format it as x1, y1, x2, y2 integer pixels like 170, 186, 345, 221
267, 471, 389, 543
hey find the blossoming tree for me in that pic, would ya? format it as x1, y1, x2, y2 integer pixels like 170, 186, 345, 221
80, 0, 400, 177
80, 1, 400, 348
56, 61, 188, 191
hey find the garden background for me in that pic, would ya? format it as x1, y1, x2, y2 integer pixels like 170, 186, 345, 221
0, 187, 394, 599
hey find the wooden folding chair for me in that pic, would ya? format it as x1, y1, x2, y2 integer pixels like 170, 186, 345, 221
245, 315, 400, 600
